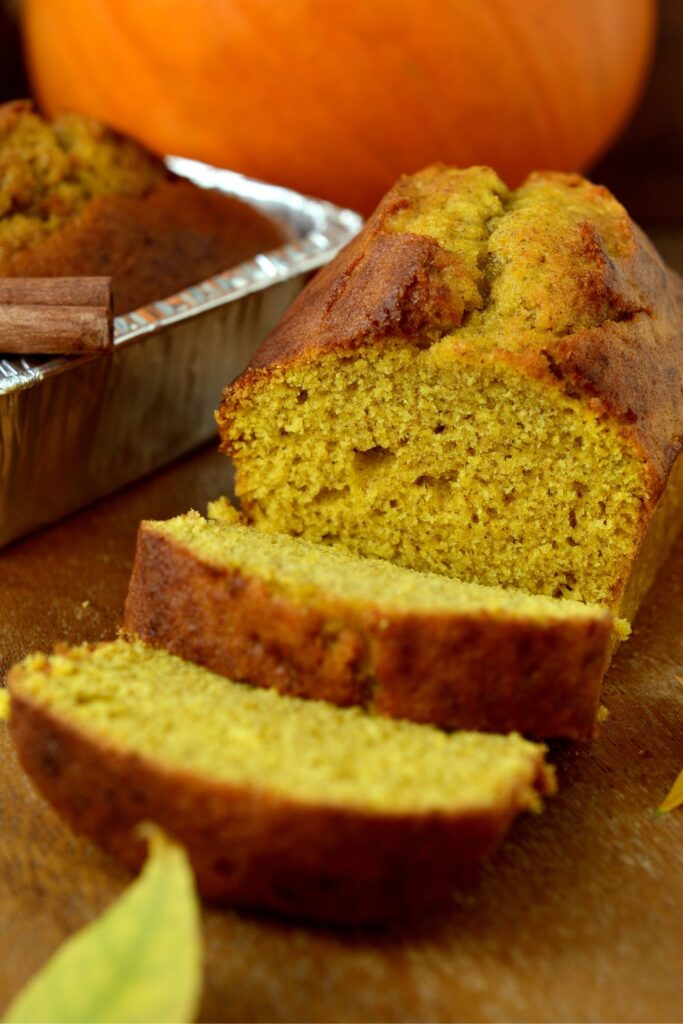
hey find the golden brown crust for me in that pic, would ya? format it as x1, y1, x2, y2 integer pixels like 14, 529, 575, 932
516, 220, 683, 497
247, 182, 468, 370
0, 180, 285, 315
124, 526, 370, 708
220, 169, 683, 504
8, 681, 551, 924
619, 451, 683, 620
123, 523, 614, 740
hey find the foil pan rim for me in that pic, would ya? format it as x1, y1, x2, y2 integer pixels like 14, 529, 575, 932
0, 157, 363, 394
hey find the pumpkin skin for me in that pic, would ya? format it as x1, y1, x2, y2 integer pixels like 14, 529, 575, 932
23, 0, 655, 213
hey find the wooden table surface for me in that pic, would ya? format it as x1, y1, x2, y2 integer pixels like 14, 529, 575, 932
0, 440, 682, 1023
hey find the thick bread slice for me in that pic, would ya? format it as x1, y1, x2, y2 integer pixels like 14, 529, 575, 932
7, 640, 555, 924
123, 512, 622, 740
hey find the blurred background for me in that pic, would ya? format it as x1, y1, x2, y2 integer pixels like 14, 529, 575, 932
592, 0, 683, 267
1, 0, 681, 265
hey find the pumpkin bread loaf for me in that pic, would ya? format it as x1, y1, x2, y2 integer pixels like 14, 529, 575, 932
6, 639, 554, 923
217, 166, 683, 621
124, 512, 622, 740
0, 101, 285, 314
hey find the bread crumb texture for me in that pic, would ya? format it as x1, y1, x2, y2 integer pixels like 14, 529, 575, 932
205, 497, 245, 526
224, 351, 645, 606
154, 512, 614, 625
0, 101, 164, 258
220, 166, 653, 611
13, 640, 552, 814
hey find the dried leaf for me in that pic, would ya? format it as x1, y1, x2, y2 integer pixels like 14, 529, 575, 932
0, 690, 9, 720
3, 825, 201, 1024
657, 768, 683, 815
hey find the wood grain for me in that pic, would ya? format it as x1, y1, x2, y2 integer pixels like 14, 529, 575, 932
0, 443, 681, 1023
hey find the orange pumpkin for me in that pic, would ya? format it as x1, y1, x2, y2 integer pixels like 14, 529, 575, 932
23, 0, 655, 213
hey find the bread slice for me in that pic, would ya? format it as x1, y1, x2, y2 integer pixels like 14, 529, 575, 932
7, 639, 555, 924
216, 165, 683, 621
123, 512, 622, 740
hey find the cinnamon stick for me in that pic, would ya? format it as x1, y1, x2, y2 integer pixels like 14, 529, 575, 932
0, 277, 112, 309
0, 277, 113, 355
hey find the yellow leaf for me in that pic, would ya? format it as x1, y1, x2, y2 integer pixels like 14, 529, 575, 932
0, 690, 9, 721
3, 825, 202, 1024
658, 768, 683, 815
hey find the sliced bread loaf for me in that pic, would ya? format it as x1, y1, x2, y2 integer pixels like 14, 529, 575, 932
217, 165, 683, 621
123, 512, 622, 739
7, 639, 554, 923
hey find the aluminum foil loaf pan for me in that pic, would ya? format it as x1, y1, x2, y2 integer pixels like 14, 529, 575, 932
0, 157, 362, 549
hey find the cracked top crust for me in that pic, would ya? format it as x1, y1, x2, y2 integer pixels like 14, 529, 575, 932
240, 165, 683, 498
